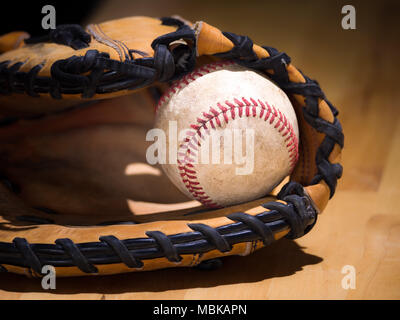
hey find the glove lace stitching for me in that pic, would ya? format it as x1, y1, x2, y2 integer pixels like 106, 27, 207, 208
0, 19, 342, 274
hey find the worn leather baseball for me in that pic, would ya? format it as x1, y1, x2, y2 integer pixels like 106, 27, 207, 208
154, 61, 299, 208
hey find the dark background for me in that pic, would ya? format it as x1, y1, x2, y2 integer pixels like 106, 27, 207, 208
0, 0, 103, 36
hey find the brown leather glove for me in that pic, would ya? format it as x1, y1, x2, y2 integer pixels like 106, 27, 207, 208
0, 16, 343, 277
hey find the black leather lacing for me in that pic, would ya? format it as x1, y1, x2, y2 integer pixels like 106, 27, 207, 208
0, 20, 196, 100
0, 17, 342, 274
12, 238, 42, 274
188, 223, 232, 252
227, 212, 275, 245
0, 202, 314, 274
145, 231, 183, 263
55, 238, 98, 273
24, 24, 92, 50
100, 235, 144, 268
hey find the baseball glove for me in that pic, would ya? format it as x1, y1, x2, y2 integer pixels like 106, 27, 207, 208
0, 16, 343, 277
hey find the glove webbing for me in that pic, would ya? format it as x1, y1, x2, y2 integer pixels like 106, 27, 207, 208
0, 22, 196, 98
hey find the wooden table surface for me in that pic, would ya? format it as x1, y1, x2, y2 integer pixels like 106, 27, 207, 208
0, 0, 399, 299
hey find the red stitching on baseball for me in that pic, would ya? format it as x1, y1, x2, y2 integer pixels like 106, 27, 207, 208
156, 60, 235, 112
156, 61, 299, 208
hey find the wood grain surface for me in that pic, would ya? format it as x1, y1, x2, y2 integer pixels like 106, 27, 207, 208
0, 0, 399, 299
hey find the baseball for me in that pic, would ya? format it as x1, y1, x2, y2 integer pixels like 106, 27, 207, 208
153, 61, 299, 208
